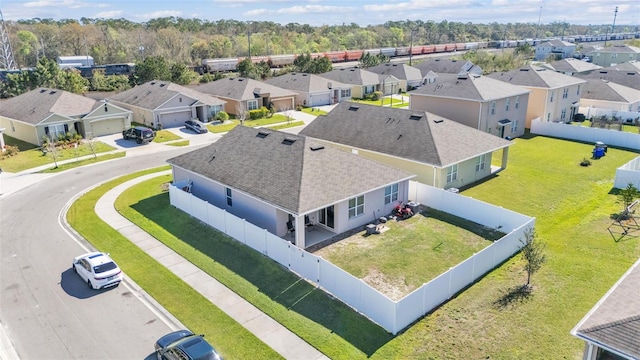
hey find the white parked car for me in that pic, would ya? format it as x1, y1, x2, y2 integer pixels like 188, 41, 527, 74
72, 252, 123, 289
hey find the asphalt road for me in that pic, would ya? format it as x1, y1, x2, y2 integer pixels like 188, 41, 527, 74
0, 146, 197, 359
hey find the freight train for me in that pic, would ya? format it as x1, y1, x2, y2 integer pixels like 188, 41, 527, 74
200, 31, 640, 73
0, 62, 135, 82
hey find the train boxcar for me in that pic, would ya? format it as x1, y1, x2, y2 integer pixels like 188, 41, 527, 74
324, 51, 347, 62
423, 45, 436, 54
455, 43, 466, 51
345, 50, 364, 61
411, 45, 425, 55
202, 58, 239, 72
105, 63, 135, 76
464, 42, 479, 50
434, 44, 446, 52
396, 46, 410, 56
269, 54, 296, 67
380, 47, 396, 57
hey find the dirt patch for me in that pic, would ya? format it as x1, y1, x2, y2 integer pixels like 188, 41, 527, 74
362, 268, 413, 301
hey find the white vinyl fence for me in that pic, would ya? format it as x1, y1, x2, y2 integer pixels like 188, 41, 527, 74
530, 119, 640, 151
614, 156, 640, 190
170, 180, 535, 335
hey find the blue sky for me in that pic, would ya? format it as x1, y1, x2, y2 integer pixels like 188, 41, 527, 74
1, 0, 639, 27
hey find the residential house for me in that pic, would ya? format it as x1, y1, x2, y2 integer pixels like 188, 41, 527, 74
167, 126, 415, 249
299, 102, 512, 189
488, 65, 587, 127
571, 257, 640, 360
539, 58, 603, 76
600, 60, 640, 73
412, 58, 483, 85
190, 77, 296, 115
576, 68, 640, 91
367, 63, 423, 91
579, 79, 640, 123
317, 68, 383, 99
534, 39, 576, 61
263, 72, 351, 107
409, 73, 530, 138
586, 45, 640, 67
108, 80, 225, 129
0, 88, 131, 146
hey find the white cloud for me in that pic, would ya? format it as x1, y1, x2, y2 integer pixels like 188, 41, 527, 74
137, 10, 183, 20
94, 10, 125, 18
245, 4, 355, 16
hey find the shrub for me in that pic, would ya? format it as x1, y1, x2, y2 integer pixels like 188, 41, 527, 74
580, 158, 591, 167
0, 145, 20, 159
216, 111, 229, 121
248, 106, 269, 120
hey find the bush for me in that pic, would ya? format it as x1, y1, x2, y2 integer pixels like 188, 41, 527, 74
0, 145, 20, 159
365, 91, 382, 101
216, 111, 229, 121
580, 158, 591, 167
248, 106, 269, 120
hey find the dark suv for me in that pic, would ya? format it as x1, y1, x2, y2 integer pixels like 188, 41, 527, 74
123, 126, 155, 144
155, 330, 223, 360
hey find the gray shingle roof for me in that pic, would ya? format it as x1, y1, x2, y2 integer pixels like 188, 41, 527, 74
108, 80, 225, 109
487, 65, 587, 89
263, 72, 349, 93
601, 60, 640, 73
0, 88, 96, 125
576, 70, 640, 91
593, 44, 640, 54
318, 68, 380, 86
409, 73, 530, 101
412, 58, 482, 77
189, 77, 297, 101
573, 258, 640, 359
544, 58, 603, 73
367, 63, 423, 82
581, 79, 640, 102
299, 102, 511, 167
167, 126, 414, 214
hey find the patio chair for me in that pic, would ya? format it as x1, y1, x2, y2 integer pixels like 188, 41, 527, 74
286, 220, 295, 235
305, 215, 315, 231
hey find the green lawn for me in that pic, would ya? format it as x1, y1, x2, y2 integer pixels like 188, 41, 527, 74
573, 120, 640, 133
208, 115, 306, 133
352, 97, 408, 107
70, 134, 640, 359
313, 209, 503, 300
0, 135, 117, 172
40, 152, 126, 173
300, 107, 328, 116
153, 130, 183, 143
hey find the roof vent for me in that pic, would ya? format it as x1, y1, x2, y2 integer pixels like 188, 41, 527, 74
282, 138, 296, 146
302, 73, 308, 76
519, 68, 529, 72
348, 105, 359, 111
310, 145, 324, 151
150, 81, 156, 85
256, 131, 270, 138
49, 91, 57, 94
159, 83, 166, 87
40, 89, 47, 93
433, 119, 444, 123
409, 114, 423, 120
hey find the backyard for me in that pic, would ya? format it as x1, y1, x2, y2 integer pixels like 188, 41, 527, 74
312, 208, 504, 300
70, 133, 640, 359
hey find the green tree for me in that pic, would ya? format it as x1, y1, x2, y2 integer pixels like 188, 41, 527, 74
308, 56, 332, 74
237, 58, 254, 78
170, 63, 198, 85
16, 30, 40, 67
56, 68, 89, 93
520, 227, 546, 288
132, 56, 171, 85
617, 183, 639, 215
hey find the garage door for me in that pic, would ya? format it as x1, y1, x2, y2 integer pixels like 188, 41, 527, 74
91, 118, 125, 137
159, 111, 192, 129
309, 93, 330, 107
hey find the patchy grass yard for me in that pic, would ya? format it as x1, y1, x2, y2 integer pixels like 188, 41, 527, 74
0, 135, 117, 172
313, 209, 503, 300
207, 115, 306, 133
153, 130, 182, 143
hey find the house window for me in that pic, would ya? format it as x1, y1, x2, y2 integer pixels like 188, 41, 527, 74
348, 195, 364, 218
45, 124, 68, 139
546, 113, 551, 121
341, 89, 351, 97
226, 188, 233, 207
505, 98, 510, 111
364, 85, 375, 94
511, 120, 519, 133
446, 164, 458, 183
611, 53, 617, 59
577, 85, 581, 95
515, 96, 520, 109
550, 91, 555, 102
384, 183, 399, 204
628, 104, 632, 112
475, 154, 486, 172
563, 88, 568, 99
561, 108, 567, 120
490, 101, 496, 115
247, 100, 258, 110
10, 121, 15, 132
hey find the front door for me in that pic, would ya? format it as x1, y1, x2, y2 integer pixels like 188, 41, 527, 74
319, 205, 334, 229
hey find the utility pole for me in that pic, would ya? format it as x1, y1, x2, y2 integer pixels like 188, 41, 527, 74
604, 6, 619, 47
247, 21, 255, 59
536, 5, 542, 40
409, 29, 416, 66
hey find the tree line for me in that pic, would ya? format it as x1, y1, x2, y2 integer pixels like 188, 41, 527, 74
7, 17, 634, 69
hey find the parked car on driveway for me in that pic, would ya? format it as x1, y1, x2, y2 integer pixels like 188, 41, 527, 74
123, 126, 155, 144
185, 119, 208, 134
72, 252, 123, 289
155, 330, 223, 360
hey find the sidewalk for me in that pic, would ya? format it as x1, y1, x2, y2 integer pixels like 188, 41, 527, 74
95, 173, 328, 360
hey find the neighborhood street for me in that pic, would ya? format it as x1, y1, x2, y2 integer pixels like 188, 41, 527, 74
0, 145, 199, 359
